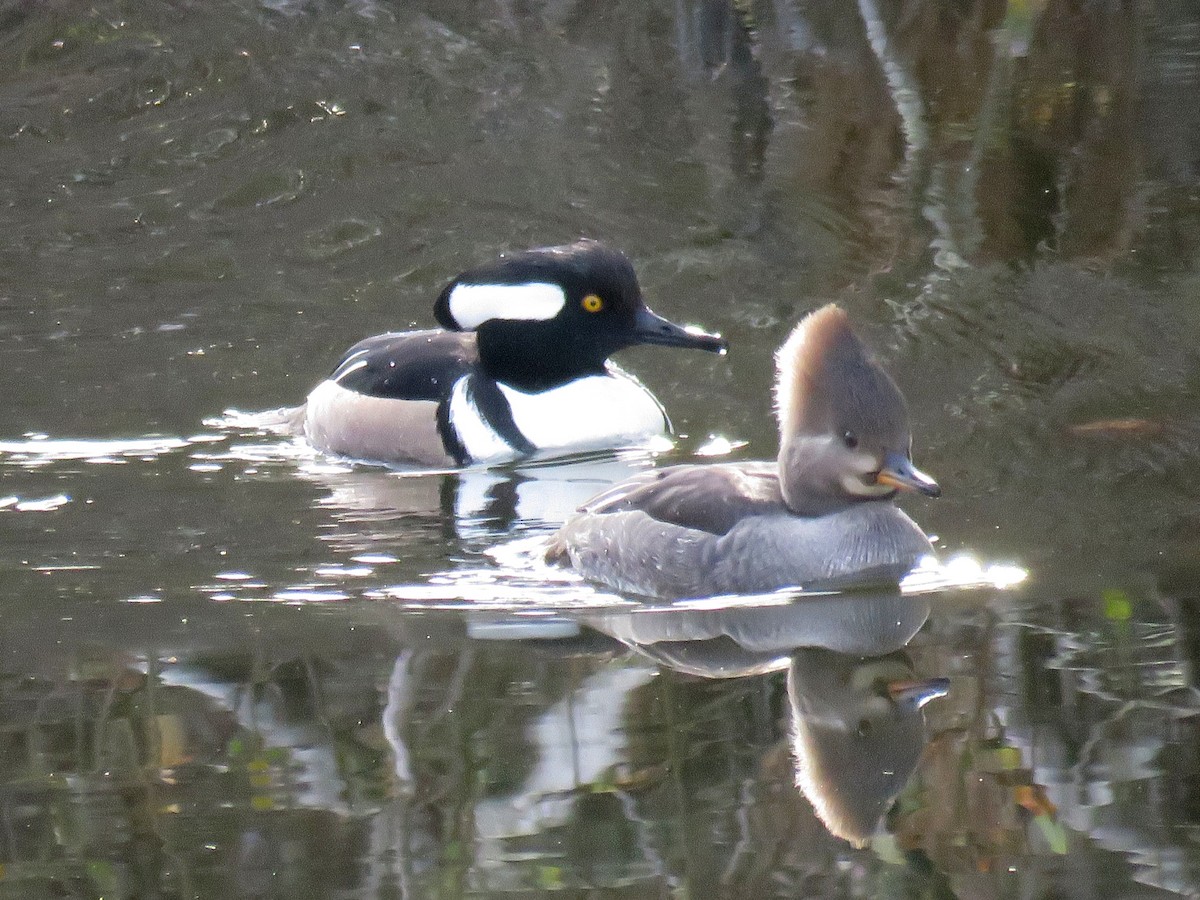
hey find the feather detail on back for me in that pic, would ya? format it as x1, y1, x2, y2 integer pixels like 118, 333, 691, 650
574, 462, 784, 536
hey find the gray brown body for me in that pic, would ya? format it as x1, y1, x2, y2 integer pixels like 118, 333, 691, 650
304, 383, 455, 467
546, 464, 934, 600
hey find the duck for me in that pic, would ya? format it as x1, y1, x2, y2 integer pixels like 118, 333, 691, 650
545, 303, 940, 598
299, 240, 726, 467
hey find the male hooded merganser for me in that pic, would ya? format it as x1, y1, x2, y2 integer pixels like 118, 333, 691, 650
546, 304, 940, 598
301, 240, 726, 467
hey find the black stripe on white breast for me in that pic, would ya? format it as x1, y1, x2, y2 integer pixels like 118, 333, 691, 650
435, 400, 469, 466
463, 375, 536, 455
331, 329, 478, 402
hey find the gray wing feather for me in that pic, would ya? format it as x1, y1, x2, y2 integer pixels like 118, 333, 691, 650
578, 462, 784, 536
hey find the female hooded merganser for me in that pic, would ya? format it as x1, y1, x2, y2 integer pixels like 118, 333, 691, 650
546, 304, 940, 598
300, 240, 726, 467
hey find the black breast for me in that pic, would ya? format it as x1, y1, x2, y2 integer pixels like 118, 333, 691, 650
330, 330, 479, 402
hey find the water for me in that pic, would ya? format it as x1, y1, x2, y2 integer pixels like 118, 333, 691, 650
3, 0, 1200, 897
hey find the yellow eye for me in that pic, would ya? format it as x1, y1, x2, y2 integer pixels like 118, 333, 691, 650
581, 294, 604, 313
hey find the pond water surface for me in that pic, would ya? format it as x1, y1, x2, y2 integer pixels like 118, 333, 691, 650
3, 1, 1200, 897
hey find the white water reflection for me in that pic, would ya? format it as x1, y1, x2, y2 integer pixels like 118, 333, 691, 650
693, 434, 749, 456
0, 425, 1027, 612
0, 435, 190, 465
358, 540, 1028, 614
0, 493, 71, 511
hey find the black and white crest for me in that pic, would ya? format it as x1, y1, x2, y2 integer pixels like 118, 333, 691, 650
433, 240, 641, 332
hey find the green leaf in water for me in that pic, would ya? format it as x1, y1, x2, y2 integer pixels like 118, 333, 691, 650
86, 860, 119, 894
994, 745, 1022, 770
1102, 588, 1132, 621
536, 866, 564, 890
1034, 813, 1068, 854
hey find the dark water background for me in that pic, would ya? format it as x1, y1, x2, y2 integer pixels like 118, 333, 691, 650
3, 0, 1200, 897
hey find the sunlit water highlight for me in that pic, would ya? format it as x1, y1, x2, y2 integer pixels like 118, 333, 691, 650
1, 427, 1027, 611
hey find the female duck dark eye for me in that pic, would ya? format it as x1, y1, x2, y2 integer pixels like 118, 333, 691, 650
842, 431, 859, 449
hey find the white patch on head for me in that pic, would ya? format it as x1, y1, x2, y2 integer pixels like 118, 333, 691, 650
447, 282, 566, 330
835, 449, 893, 497
498, 367, 669, 453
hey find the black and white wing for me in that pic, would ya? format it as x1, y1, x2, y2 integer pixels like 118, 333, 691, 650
328, 329, 478, 402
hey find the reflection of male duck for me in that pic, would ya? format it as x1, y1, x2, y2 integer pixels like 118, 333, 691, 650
298, 451, 654, 554
380, 629, 664, 894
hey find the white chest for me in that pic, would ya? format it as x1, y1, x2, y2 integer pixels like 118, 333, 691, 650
448, 368, 669, 463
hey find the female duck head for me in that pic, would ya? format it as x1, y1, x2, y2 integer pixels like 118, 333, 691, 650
774, 305, 939, 516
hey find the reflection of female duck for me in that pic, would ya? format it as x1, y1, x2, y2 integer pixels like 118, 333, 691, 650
588, 589, 933, 675
788, 649, 947, 847
586, 590, 947, 846
548, 305, 939, 598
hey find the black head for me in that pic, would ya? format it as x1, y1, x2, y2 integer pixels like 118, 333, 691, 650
433, 239, 725, 391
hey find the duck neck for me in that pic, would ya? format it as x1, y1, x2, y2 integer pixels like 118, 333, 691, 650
475, 325, 607, 392
779, 483, 855, 518
776, 439, 883, 518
